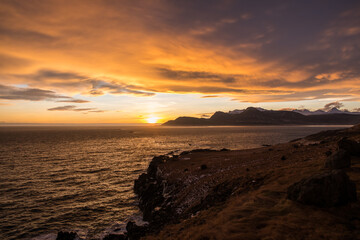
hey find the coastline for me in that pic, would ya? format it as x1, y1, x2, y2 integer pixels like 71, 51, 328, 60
127, 124, 360, 240
57, 125, 360, 240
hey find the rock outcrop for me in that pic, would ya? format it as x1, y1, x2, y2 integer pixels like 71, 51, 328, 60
134, 155, 171, 223
338, 137, 360, 156
324, 149, 351, 169
103, 233, 126, 240
56, 231, 79, 240
287, 170, 357, 207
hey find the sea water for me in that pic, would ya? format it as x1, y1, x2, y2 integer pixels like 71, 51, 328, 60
0, 125, 349, 239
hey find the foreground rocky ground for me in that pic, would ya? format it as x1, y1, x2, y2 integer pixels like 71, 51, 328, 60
59, 124, 360, 240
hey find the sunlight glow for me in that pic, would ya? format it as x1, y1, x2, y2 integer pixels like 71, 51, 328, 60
146, 116, 159, 124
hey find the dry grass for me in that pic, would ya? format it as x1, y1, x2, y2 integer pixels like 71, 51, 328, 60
144, 126, 360, 240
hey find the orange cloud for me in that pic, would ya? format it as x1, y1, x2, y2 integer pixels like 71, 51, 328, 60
0, 0, 359, 111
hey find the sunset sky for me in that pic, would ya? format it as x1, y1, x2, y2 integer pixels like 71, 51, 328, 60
1, 0, 360, 123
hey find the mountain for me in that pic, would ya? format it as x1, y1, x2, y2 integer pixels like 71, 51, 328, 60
314, 109, 326, 114
163, 107, 360, 126
228, 107, 266, 114
327, 107, 343, 114
293, 109, 312, 115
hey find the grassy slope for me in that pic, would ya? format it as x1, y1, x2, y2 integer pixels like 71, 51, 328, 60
144, 126, 360, 240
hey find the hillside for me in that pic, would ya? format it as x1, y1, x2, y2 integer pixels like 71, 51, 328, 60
163, 107, 360, 126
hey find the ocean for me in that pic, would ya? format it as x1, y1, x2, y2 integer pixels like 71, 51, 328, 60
0, 125, 349, 240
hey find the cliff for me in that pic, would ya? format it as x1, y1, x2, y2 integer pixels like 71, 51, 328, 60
128, 125, 360, 240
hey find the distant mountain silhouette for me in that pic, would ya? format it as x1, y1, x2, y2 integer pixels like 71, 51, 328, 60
292, 107, 360, 115
163, 107, 360, 126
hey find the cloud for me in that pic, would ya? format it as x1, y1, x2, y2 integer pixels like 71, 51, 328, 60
48, 105, 77, 111
0, 0, 360, 105
47, 105, 105, 113
201, 95, 220, 98
157, 68, 238, 83
57, 99, 90, 103
6, 69, 156, 97
0, 84, 68, 101
89, 80, 155, 96
323, 101, 344, 111
0, 84, 89, 103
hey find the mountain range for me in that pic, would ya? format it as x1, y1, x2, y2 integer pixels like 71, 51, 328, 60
163, 107, 360, 126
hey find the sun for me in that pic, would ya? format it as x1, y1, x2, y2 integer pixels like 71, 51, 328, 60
146, 116, 159, 124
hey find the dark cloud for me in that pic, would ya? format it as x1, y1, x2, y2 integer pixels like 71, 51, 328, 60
48, 105, 77, 111
90, 80, 155, 96
10, 69, 155, 97
201, 95, 220, 98
0, 26, 57, 45
323, 101, 344, 111
0, 84, 89, 103
163, 85, 285, 95
12, 69, 88, 83
34, 69, 87, 80
88, 110, 106, 113
48, 105, 105, 113
0, 84, 68, 101
157, 68, 238, 83
57, 99, 90, 103
1, 0, 360, 104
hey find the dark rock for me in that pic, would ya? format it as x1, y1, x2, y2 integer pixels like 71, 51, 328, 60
147, 155, 168, 176
325, 149, 351, 169
338, 137, 360, 156
293, 144, 300, 148
126, 221, 148, 240
180, 150, 190, 156
191, 149, 217, 153
200, 164, 207, 170
262, 144, 271, 147
103, 233, 126, 240
133, 156, 166, 222
287, 170, 357, 207
191, 176, 265, 213
220, 148, 230, 151
134, 173, 148, 195
281, 156, 286, 161
184, 168, 188, 172
56, 231, 78, 240
138, 180, 164, 221
325, 150, 332, 157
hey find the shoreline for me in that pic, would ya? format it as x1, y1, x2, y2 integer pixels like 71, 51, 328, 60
56, 124, 360, 240
102, 124, 360, 240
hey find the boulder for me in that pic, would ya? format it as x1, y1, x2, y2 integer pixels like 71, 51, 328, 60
126, 221, 148, 240
103, 234, 126, 240
200, 164, 207, 170
338, 137, 360, 156
324, 149, 351, 169
287, 170, 356, 207
56, 231, 78, 240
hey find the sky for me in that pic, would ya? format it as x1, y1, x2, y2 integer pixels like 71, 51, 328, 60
0, 0, 360, 123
